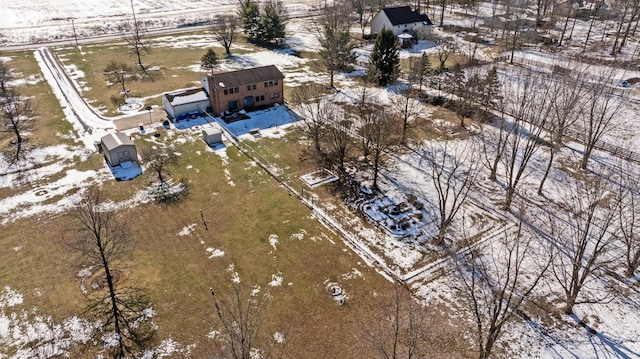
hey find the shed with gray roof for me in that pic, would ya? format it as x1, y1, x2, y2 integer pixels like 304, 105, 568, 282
100, 132, 138, 166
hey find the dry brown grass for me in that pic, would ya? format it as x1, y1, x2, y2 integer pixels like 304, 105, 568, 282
0, 38, 476, 358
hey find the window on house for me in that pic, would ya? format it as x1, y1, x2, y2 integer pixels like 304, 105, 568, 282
260, 95, 265, 101
247, 85, 251, 91
264, 82, 268, 87
274, 80, 278, 85
275, 93, 280, 98
234, 87, 239, 93
255, 96, 260, 102
268, 80, 273, 86
223, 89, 229, 95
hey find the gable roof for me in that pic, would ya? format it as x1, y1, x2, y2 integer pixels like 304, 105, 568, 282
164, 88, 209, 106
382, 6, 432, 26
100, 132, 134, 151
209, 65, 285, 91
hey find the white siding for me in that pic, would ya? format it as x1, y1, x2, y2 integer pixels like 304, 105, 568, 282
370, 12, 392, 37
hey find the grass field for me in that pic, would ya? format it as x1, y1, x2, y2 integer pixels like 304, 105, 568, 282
0, 34, 476, 358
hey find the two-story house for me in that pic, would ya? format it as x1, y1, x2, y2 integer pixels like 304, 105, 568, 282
370, 6, 433, 38
201, 65, 285, 116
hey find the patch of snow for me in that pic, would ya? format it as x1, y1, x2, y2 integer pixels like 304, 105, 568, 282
268, 272, 283, 287
268, 234, 279, 250
206, 248, 225, 258
178, 223, 197, 236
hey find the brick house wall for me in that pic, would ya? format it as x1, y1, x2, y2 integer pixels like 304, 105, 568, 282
205, 65, 285, 116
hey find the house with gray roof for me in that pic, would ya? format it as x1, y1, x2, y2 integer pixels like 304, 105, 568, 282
370, 6, 433, 38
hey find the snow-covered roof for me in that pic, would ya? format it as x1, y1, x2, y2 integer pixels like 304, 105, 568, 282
164, 88, 209, 106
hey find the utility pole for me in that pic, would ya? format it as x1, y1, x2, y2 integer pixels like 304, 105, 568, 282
71, 19, 80, 49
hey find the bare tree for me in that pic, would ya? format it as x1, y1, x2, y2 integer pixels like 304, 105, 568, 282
290, 83, 333, 154
616, 162, 640, 277
361, 286, 430, 359
499, 73, 552, 209
454, 216, 550, 359
538, 64, 588, 195
361, 107, 397, 190
0, 61, 14, 95
210, 14, 239, 57
124, 0, 151, 76
140, 144, 178, 185
421, 139, 480, 242
550, 176, 621, 314
580, 77, 625, 171
326, 119, 353, 176
210, 280, 290, 359
393, 87, 421, 144
104, 61, 136, 98
316, 4, 357, 88
435, 36, 456, 72
1, 88, 37, 164
70, 188, 154, 358
351, 0, 375, 38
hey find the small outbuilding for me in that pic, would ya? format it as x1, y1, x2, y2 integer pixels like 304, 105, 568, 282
100, 132, 138, 166
202, 127, 223, 145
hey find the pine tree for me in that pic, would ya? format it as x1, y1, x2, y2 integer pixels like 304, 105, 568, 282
201, 49, 219, 75
370, 29, 399, 86
317, 9, 357, 88
257, 1, 286, 43
480, 66, 502, 111
410, 52, 432, 91
239, 0, 260, 39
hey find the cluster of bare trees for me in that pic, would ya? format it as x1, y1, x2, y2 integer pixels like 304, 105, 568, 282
0, 61, 37, 166
291, 82, 402, 191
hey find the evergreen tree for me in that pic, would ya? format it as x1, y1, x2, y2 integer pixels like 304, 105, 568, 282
410, 52, 432, 91
317, 7, 357, 88
480, 66, 502, 111
257, 1, 286, 43
370, 29, 399, 86
201, 49, 219, 75
239, 0, 260, 39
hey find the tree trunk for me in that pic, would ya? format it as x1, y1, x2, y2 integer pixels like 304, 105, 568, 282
538, 146, 555, 195
102, 256, 125, 358
504, 186, 515, 210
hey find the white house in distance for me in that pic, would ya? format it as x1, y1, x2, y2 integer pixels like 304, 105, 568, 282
370, 6, 433, 38
100, 132, 138, 166
162, 87, 210, 120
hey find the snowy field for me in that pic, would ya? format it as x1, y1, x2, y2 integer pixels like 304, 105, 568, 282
2, 0, 640, 358
0, 0, 323, 46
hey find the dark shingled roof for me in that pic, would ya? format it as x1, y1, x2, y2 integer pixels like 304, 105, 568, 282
382, 6, 432, 26
209, 65, 285, 90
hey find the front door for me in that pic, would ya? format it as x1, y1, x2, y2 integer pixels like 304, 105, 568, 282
243, 96, 254, 109
117, 151, 131, 164
228, 100, 238, 112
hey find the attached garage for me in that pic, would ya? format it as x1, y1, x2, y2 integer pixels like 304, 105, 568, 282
163, 88, 210, 120
100, 132, 138, 166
